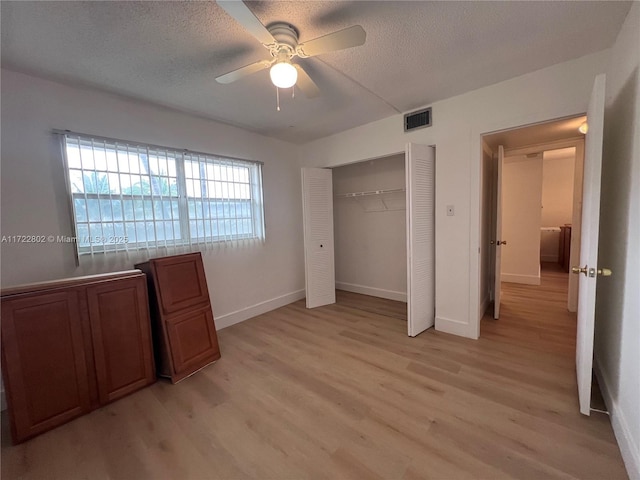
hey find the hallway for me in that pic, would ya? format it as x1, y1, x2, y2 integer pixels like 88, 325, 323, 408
485, 263, 577, 356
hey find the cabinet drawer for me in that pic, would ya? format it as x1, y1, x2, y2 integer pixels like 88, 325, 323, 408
1, 290, 91, 443
86, 277, 155, 404
165, 307, 220, 380
151, 253, 210, 315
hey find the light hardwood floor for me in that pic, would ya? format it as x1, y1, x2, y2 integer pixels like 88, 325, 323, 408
1, 269, 628, 479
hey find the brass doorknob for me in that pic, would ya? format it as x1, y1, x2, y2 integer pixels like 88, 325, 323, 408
572, 265, 588, 276
597, 268, 612, 277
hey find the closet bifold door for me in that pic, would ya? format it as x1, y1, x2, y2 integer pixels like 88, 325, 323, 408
301, 167, 336, 308
0, 289, 91, 443
86, 277, 155, 405
406, 143, 435, 337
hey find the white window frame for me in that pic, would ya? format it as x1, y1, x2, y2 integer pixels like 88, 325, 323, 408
58, 131, 265, 257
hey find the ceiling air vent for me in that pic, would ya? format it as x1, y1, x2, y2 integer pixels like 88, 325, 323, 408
404, 107, 432, 132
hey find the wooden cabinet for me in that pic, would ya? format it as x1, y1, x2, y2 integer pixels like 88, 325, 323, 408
559, 224, 572, 272
1, 289, 92, 443
136, 253, 221, 383
1, 271, 155, 444
86, 277, 155, 404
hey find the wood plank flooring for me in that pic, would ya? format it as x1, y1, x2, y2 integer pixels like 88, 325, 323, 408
1, 271, 628, 479
336, 289, 407, 321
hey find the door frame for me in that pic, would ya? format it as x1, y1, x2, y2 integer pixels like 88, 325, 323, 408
470, 115, 587, 337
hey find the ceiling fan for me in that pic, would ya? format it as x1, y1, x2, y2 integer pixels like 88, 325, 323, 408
215, 0, 366, 99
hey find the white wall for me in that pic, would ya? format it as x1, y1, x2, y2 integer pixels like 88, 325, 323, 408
595, 4, 640, 479
542, 149, 576, 227
540, 148, 575, 262
301, 50, 608, 338
501, 155, 542, 285
332, 155, 406, 301
0, 69, 305, 330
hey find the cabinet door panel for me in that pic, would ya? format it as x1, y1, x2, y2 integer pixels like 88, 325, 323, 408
152, 253, 209, 315
166, 307, 220, 379
87, 278, 155, 404
1, 290, 91, 443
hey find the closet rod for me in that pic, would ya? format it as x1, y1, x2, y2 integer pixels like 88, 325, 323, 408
335, 188, 405, 198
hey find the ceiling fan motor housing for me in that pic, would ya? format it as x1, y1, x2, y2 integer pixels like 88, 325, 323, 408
267, 22, 300, 57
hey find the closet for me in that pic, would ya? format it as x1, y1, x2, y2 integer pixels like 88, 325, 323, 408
333, 154, 407, 303
302, 143, 435, 337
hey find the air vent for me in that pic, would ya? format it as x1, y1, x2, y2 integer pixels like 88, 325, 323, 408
404, 107, 432, 132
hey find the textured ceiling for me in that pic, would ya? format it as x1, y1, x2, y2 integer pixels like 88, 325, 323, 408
1, 1, 631, 144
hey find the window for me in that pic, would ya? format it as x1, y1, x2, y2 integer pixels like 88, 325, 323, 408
61, 133, 264, 255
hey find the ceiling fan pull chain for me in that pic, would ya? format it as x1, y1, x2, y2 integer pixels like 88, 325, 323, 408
276, 86, 280, 111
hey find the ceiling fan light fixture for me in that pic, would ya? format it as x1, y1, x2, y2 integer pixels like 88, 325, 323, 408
270, 61, 297, 89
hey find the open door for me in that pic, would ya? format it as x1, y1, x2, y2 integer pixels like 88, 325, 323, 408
494, 145, 505, 319
301, 168, 336, 309
406, 143, 435, 337
574, 74, 607, 416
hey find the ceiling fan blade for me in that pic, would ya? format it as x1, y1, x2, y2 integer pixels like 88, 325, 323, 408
216, 1, 275, 46
295, 65, 320, 98
296, 25, 366, 58
216, 60, 271, 84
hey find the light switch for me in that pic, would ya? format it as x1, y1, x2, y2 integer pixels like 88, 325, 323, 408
446, 205, 455, 216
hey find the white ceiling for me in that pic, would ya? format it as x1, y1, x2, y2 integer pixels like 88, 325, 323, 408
1, 1, 631, 144
484, 115, 587, 151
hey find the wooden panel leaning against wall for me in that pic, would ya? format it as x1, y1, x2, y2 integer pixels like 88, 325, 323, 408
0, 270, 156, 444
136, 252, 221, 384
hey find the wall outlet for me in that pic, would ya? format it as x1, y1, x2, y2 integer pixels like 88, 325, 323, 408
446, 205, 455, 216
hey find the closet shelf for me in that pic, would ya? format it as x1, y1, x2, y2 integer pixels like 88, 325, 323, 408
335, 188, 405, 198
335, 188, 405, 212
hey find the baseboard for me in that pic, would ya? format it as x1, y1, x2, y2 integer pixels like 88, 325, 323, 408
501, 273, 541, 286
435, 316, 477, 339
335, 282, 407, 302
216, 289, 306, 330
540, 254, 559, 262
594, 358, 640, 480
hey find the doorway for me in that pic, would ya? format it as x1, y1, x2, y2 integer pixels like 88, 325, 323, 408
301, 144, 435, 338
331, 155, 409, 331
479, 115, 586, 326
332, 154, 408, 304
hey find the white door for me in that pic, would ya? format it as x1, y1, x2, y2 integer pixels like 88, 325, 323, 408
301, 168, 336, 309
575, 73, 606, 416
406, 143, 435, 337
494, 145, 505, 319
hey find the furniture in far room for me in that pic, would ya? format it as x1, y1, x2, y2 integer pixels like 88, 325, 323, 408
559, 224, 572, 272
136, 252, 221, 384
